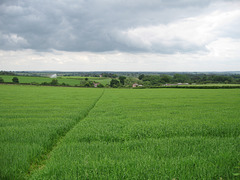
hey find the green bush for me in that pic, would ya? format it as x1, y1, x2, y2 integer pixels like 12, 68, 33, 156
12, 77, 19, 83
0, 77, 4, 83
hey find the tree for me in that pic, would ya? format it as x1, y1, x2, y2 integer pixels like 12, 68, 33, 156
97, 83, 104, 88
50, 79, 58, 85
138, 74, 145, 80
85, 78, 88, 81
84, 81, 94, 87
0, 77, 4, 83
173, 74, 189, 83
12, 77, 19, 83
160, 75, 171, 83
119, 76, 126, 85
110, 79, 120, 88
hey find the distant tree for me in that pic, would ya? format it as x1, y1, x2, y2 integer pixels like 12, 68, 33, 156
41, 82, 49, 85
97, 83, 104, 88
119, 76, 126, 85
84, 81, 94, 87
110, 79, 120, 88
102, 73, 117, 78
12, 77, 19, 83
173, 74, 189, 83
50, 79, 58, 85
160, 75, 171, 83
0, 77, 4, 83
141, 75, 161, 85
138, 74, 145, 80
0, 71, 15, 76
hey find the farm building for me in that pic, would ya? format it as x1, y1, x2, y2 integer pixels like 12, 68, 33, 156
132, 83, 143, 87
93, 82, 100, 87
50, 74, 57, 78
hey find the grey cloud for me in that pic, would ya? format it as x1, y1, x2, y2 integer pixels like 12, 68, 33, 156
0, 0, 239, 53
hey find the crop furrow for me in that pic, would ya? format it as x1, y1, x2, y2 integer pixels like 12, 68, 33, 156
26, 89, 105, 178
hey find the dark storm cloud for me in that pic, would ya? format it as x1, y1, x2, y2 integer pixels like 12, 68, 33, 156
0, 0, 239, 53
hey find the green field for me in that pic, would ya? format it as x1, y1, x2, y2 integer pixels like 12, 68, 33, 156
60, 76, 111, 85
0, 84, 239, 179
189, 84, 240, 87
0, 75, 111, 86
0, 85, 103, 179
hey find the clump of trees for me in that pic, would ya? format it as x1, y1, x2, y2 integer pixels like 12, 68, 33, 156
109, 76, 128, 88
50, 79, 58, 86
12, 77, 19, 83
79, 79, 104, 87
101, 73, 117, 78
80, 79, 94, 87
110, 79, 120, 88
119, 76, 126, 85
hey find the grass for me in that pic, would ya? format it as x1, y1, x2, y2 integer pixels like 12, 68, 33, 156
0, 85, 239, 179
0, 84, 103, 179
30, 89, 240, 179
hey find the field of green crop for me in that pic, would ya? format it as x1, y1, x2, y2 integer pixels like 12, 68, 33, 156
0, 85, 103, 179
1, 85, 240, 179
0, 75, 111, 86
60, 76, 111, 85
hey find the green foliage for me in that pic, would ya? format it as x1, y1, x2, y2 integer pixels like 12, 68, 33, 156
50, 79, 58, 85
138, 74, 145, 80
160, 75, 171, 83
80, 80, 94, 87
12, 77, 19, 83
124, 77, 142, 87
84, 81, 94, 87
101, 73, 118, 78
110, 79, 120, 87
0, 77, 4, 83
0, 71, 15, 75
173, 74, 190, 83
119, 76, 126, 85
233, 164, 240, 177
138, 73, 240, 86
97, 83, 104, 88
141, 75, 162, 86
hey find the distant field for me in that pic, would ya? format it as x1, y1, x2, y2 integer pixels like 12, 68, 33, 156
60, 76, 111, 85
0, 75, 111, 86
1, 85, 239, 179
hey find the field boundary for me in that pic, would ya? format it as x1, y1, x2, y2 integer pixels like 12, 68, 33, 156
26, 89, 105, 178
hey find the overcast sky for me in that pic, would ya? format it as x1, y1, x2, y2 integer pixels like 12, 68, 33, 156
0, 0, 240, 71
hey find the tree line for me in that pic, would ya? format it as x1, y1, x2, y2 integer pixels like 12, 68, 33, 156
138, 74, 240, 86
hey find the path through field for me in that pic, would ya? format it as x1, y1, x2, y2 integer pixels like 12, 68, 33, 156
28, 89, 105, 177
